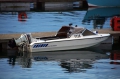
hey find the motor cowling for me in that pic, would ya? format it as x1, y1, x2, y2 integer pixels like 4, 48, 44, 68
8, 33, 32, 48
15, 33, 32, 46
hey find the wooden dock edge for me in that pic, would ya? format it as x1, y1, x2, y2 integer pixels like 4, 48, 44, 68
0, 32, 56, 40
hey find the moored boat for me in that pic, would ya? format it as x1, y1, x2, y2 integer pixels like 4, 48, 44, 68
82, 7, 120, 29
8, 25, 110, 52
87, 0, 120, 7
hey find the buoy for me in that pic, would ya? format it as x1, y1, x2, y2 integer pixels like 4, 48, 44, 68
18, 12, 27, 21
110, 16, 120, 31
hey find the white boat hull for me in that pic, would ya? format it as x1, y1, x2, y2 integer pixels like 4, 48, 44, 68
30, 34, 109, 52
13, 26, 110, 53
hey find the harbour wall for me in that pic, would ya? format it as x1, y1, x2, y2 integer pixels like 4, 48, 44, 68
0, 3, 30, 12
0, 1, 88, 12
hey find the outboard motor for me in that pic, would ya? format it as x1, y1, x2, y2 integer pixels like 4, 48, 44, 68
15, 33, 32, 46
8, 33, 32, 48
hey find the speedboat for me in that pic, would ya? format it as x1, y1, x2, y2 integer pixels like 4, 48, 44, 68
10, 25, 110, 52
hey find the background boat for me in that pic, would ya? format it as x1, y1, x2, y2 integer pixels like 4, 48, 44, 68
87, 0, 120, 7
82, 7, 120, 29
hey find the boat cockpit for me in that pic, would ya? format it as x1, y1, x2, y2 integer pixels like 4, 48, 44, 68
39, 26, 96, 40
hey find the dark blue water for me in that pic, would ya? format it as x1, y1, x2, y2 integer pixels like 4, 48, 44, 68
0, 7, 120, 79
0, 45, 120, 79
0, 11, 85, 33
1, 7, 120, 34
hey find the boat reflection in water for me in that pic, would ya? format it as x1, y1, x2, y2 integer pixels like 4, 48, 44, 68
7, 48, 32, 68
6, 45, 120, 73
2, 42, 120, 79
7, 48, 18, 66
82, 7, 120, 29
17, 47, 108, 72
17, 51, 32, 68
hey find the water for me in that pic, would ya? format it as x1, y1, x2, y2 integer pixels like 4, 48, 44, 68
0, 45, 120, 79
0, 7, 120, 79
0, 7, 120, 34
0, 11, 86, 33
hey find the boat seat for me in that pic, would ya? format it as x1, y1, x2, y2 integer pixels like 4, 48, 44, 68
56, 26, 70, 38
56, 32, 68, 38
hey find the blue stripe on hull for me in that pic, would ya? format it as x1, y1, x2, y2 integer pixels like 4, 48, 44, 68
33, 44, 48, 48
87, 0, 120, 7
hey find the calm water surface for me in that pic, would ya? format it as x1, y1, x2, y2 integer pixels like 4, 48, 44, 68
0, 7, 120, 33
0, 46, 120, 79
0, 7, 120, 79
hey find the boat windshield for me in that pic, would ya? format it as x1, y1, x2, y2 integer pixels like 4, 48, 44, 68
81, 29, 96, 36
